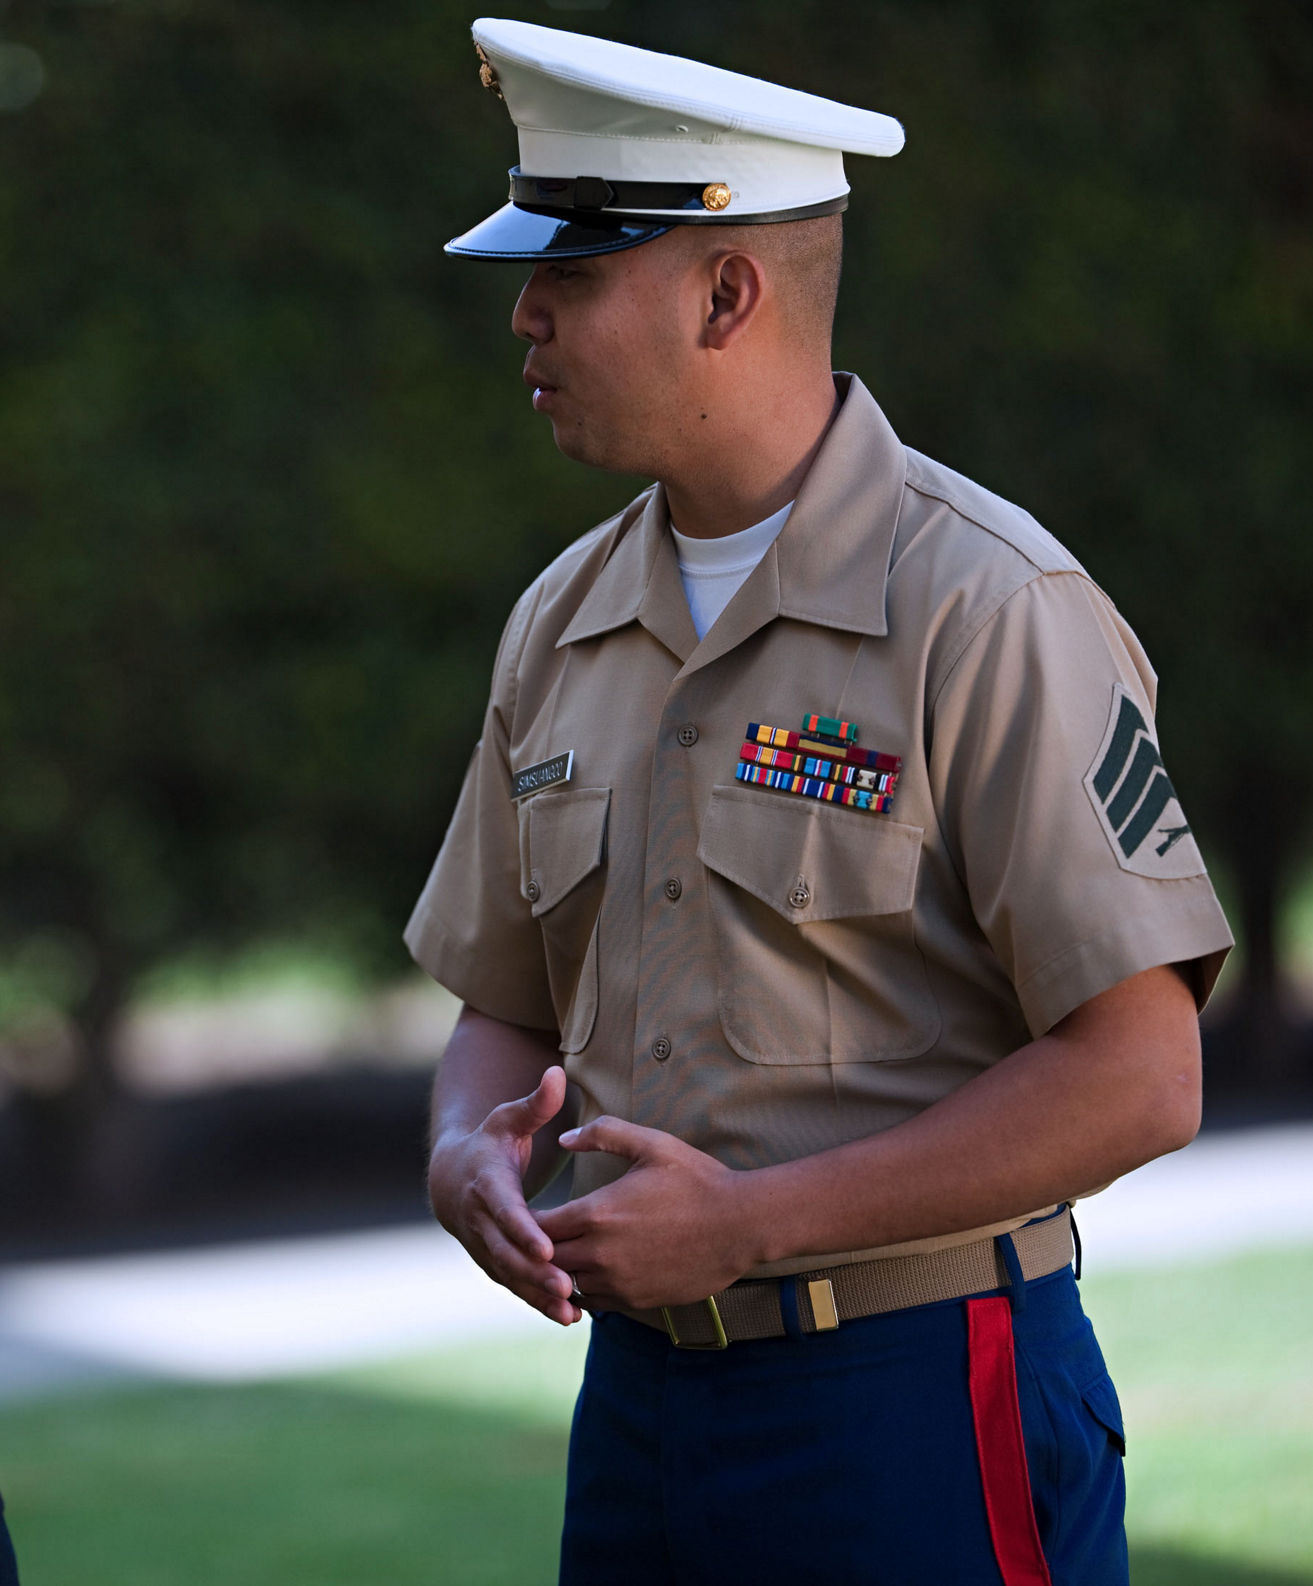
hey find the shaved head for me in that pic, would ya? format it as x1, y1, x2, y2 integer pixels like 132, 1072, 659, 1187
669, 213, 844, 351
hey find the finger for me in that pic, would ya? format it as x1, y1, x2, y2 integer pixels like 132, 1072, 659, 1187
543, 1236, 601, 1283
491, 1064, 567, 1138
539, 1231, 634, 1308
494, 1269, 583, 1328
534, 1195, 599, 1243
477, 1196, 567, 1281
558, 1115, 667, 1163
474, 1167, 555, 1262
477, 1218, 575, 1300
554, 1273, 621, 1314
493, 1196, 556, 1263
477, 1244, 582, 1325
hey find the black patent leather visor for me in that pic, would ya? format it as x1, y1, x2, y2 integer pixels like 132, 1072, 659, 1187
445, 202, 672, 260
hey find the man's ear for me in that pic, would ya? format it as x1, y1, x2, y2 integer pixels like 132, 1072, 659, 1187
703, 250, 766, 349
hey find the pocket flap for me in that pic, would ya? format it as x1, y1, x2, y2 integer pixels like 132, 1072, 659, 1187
521, 787, 611, 916
697, 784, 922, 923
1081, 1372, 1127, 1456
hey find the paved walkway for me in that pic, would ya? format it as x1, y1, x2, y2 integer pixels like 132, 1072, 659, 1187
2, 1123, 1310, 1401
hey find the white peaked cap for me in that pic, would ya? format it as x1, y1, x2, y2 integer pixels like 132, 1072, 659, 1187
447, 18, 905, 260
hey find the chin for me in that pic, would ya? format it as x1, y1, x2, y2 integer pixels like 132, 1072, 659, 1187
551, 421, 641, 476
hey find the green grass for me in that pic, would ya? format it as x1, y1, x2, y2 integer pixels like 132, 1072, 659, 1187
1081, 1248, 1313, 1584
1, 1251, 1309, 1585
0, 1329, 589, 1586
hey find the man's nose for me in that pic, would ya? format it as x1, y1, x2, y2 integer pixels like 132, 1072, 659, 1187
512, 267, 553, 344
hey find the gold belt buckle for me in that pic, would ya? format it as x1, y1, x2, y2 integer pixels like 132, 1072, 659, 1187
660, 1296, 728, 1349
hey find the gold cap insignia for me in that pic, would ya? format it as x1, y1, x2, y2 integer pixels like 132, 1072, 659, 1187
702, 183, 732, 212
475, 44, 503, 101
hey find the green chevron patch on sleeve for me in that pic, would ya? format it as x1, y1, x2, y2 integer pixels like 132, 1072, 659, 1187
1083, 684, 1207, 879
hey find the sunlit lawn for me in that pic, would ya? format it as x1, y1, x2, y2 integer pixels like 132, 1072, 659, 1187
3, 1247, 1310, 1585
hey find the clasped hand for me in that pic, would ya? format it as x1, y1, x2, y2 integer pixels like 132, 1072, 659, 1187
428, 1065, 756, 1325
540, 1113, 757, 1313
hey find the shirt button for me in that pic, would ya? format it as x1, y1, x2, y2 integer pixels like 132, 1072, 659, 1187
651, 1036, 672, 1062
664, 877, 683, 901
525, 879, 541, 903
788, 882, 811, 909
677, 724, 699, 747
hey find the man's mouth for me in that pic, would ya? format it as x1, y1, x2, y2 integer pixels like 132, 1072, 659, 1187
524, 358, 557, 390
526, 367, 559, 411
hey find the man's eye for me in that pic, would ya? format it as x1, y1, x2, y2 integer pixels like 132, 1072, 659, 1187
547, 265, 580, 282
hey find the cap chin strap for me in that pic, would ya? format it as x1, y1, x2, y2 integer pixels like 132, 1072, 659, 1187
509, 167, 848, 227
510, 169, 708, 213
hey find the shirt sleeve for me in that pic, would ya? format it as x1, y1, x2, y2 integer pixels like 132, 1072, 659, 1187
929, 569, 1233, 1036
403, 593, 559, 1031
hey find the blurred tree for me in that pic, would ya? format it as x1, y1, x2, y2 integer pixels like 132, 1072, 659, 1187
818, 0, 1313, 1082
0, 0, 1309, 1210
0, 0, 642, 1200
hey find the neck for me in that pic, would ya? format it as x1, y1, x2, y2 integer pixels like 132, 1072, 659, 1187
661, 366, 840, 540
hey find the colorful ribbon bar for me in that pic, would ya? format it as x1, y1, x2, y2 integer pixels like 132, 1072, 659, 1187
735, 760, 894, 813
746, 722, 902, 774
802, 713, 858, 745
740, 741, 896, 793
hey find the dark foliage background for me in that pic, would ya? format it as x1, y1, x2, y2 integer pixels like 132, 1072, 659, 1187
1, 0, 1310, 1221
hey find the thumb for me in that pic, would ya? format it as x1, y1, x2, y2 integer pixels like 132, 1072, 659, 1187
493, 1064, 567, 1137
559, 1115, 665, 1165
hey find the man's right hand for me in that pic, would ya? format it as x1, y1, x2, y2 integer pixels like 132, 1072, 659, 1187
428, 1063, 583, 1327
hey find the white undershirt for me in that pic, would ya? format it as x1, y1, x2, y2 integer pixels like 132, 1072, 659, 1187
670, 502, 794, 640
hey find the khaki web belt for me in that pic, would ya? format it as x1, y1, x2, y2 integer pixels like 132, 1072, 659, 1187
627, 1207, 1074, 1349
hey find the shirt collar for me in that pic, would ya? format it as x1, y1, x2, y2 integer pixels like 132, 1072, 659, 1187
556, 373, 905, 664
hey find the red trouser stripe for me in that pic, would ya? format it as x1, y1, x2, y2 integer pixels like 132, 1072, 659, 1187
967, 1296, 1053, 1586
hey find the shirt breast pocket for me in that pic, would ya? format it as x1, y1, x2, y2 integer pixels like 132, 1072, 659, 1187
517, 787, 610, 1054
697, 784, 940, 1064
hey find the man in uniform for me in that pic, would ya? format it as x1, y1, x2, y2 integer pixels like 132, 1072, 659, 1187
409, 19, 1233, 1585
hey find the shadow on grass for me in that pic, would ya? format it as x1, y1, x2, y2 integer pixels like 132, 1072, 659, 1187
1129, 1547, 1312, 1585
3, 1378, 568, 1586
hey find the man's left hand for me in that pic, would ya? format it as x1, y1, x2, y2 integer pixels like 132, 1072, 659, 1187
535, 1119, 758, 1311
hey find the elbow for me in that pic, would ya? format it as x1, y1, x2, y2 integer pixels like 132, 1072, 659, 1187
1156, 1078, 1201, 1156
1119, 963, 1205, 1160
1145, 1033, 1203, 1158
1060, 963, 1205, 1174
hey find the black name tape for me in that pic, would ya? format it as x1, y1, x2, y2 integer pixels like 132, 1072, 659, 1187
511, 750, 574, 800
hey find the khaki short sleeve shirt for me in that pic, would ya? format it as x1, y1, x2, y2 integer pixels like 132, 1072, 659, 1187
406, 375, 1233, 1273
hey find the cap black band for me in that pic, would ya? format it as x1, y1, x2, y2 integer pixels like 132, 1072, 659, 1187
507, 168, 849, 226
510, 169, 712, 214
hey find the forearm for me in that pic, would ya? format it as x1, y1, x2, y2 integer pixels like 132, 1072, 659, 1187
431, 1004, 573, 1199
738, 963, 1201, 1267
